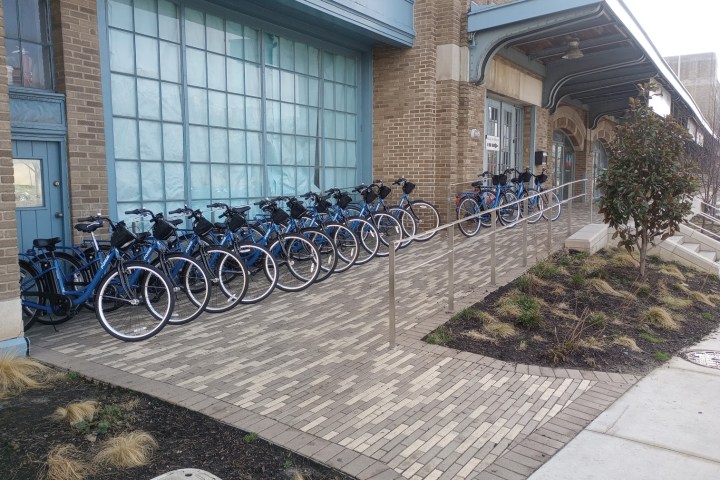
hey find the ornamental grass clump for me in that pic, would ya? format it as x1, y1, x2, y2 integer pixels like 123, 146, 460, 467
53, 401, 98, 427
642, 307, 678, 331
0, 355, 48, 399
94, 431, 158, 469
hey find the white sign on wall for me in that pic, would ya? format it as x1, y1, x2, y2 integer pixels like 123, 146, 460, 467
485, 135, 500, 151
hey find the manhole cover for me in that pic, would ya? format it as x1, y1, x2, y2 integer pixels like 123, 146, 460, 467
683, 350, 720, 370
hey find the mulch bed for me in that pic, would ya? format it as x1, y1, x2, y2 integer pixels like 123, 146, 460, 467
0, 373, 352, 480
430, 248, 720, 376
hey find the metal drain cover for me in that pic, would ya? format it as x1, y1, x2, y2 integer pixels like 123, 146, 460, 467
683, 350, 720, 370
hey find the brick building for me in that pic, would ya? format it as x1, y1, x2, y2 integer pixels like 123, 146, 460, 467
0, 0, 711, 352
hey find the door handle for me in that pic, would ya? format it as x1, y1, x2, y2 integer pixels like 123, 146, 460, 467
54, 212, 64, 218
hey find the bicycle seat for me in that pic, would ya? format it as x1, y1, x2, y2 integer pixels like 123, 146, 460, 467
471, 180, 484, 188
169, 218, 183, 226
214, 222, 226, 229
33, 237, 62, 250
232, 206, 251, 214
74, 223, 102, 233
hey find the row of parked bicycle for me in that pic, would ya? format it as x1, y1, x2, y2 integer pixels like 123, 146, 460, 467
18, 169, 561, 343
455, 167, 562, 236
18, 178, 441, 342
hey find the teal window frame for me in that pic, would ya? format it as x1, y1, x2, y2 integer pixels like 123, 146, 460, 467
99, 0, 370, 221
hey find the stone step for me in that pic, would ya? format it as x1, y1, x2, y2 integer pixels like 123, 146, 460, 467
666, 235, 684, 245
682, 242, 701, 252
698, 250, 718, 262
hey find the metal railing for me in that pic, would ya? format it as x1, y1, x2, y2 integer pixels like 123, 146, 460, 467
388, 178, 591, 348
687, 200, 720, 242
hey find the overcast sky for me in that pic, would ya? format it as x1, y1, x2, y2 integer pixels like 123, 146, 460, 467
623, 0, 720, 59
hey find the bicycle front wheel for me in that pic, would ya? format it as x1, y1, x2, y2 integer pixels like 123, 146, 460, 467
346, 217, 379, 265
499, 192, 520, 226
542, 191, 562, 221
325, 223, 359, 273
95, 263, 174, 342
202, 247, 248, 313
457, 197, 481, 237
521, 189, 544, 224
19, 260, 40, 331
300, 228, 337, 283
270, 235, 320, 292
234, 242, 278, 304
372, 212, 403, 257
406, 200, 440, 242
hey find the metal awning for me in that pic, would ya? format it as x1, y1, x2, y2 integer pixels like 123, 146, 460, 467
467, 0, 711, 131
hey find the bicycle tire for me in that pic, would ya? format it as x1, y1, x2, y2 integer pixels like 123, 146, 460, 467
371, 212, 403, 257
405, 200, 440, 242
153, 253, 211, 325
521, 189, 544, 224
299, 227, 337, 283
457, 197, 481, 237
542, 191, 562, 221
324, 222, 359, 273
346, 217, 379, 265
33, 251, 89, 325
270, 235, 320, 292
233, 242, 278, 304
499, 192, 520, 226
200, 247, 248, 313
388, 206, 416, 248
95, 262, 174, 342
19, 260, 40, 331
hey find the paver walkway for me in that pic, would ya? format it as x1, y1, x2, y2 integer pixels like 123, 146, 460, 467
29, 205, 636, 480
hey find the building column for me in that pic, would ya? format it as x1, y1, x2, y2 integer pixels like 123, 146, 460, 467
0, 0, 27, 355
51, 0, 108, 240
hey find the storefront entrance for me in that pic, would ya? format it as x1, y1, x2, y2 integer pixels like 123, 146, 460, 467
485, 98, 523, 175
552, 130, 575, 200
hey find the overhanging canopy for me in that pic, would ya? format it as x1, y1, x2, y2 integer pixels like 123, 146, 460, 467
467, 0, 711, 132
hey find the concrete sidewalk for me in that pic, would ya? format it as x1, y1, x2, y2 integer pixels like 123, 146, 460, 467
528, 328, 720, 480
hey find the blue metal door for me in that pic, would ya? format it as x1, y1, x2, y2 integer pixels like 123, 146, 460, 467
13, 140, 66, 253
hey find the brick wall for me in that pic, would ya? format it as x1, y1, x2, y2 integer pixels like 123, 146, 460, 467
51, 0, 108, 239
0, 1, 20, 305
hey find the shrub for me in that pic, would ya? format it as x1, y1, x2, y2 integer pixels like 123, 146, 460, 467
654, 351, 671, 362
0, 355, 48, 399
642, 307, 678, 330
529, 261, 560, 279
53, 401, 98, 427
614, 336, 642, 352
484, 322, 517, 339
45, 444, 93, 480
94, 431, 157, 468
426, 326, 451, 345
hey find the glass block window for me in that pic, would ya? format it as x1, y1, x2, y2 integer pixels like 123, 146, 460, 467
4, 0, 53, 89
104, 0, 362, 219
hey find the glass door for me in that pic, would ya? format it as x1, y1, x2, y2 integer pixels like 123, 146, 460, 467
552, 131, 574, 200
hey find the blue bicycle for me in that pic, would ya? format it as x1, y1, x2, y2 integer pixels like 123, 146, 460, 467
18, 215, 175, 341
456, 171, 520, 237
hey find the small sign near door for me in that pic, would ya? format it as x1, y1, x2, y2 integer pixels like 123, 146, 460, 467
485, 135, 500, 151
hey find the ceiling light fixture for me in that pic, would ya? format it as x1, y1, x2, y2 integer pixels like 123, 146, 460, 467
562, 39, 584, 60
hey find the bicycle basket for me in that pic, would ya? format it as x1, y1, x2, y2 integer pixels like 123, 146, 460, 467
492, 174, 507, 186
193, 216, 214, 236
316, 199, 331, 213
337, 193, 352, 209
363, 190, 378, 204
537, 173, 548, 184
518, 171, 532, 183
110, 223, 137, 250
289, 201, 308, 219
227, 212, 247, 232
152, 218, 176, 241
271, 207, 290, 224
402, 181, 416, 195
378, 185, 392, 199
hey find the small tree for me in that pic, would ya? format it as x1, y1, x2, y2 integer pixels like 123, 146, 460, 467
598, 84, 697, 278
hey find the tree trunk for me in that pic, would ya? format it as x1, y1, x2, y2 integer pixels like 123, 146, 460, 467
639, 231, 649, 279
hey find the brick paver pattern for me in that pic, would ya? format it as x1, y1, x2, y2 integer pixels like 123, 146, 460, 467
29, 205, 635, 480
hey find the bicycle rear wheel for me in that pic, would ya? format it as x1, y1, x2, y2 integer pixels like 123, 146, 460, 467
499, 192, 520, 226
271, 235, 320, 292
154, 253, 211, 325
35, 252, 89, 326
95, 262, 174, 341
